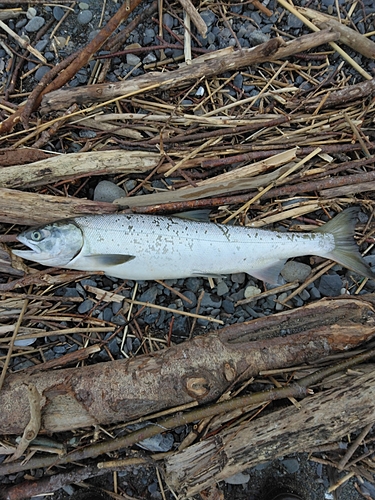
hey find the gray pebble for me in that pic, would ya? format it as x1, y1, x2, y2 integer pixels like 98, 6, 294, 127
35, 39, 48, 52
299, 289, 310, 301
112, 302, 123, 315
63, 287, 80, 298
102, 307, 113, 322
94, 180, 126, 203
35, 66, 50, 82
127, 53, 141, 66
281, 458, 300, 474
287, 13, 304, 29
231, 272, 246, 284
201, 292, 222, 309
222, 299, 235, 314
25, 16, 45, 33
143, 53, 157, 64
217, 281, 229, 296
79, 2, 89, 9
143, 28, 156, 45
249, 30, 269, 45
163, 13, 174, 29
200, 10, 216, 27
181, 290, 197, 309
309, 286, 321, 300
77, 10, 93, 25
144, 312, 159, 325
44, 51, 55, 62
79, 129, 96, 138
139, 286, 158, 303
233, 73, 244, 89
281, 261, 311, 283
276, 292, 289, 310
78, 299, 94, 314
172, 315, 188, 335
16, 18, 27, 29
318, 274, 342, 297
225, 472, 250, 485
206, 32, 216, 45
244, 285, 261, 299
44, 349, 55, 361
27, 7, 37, 19
53, 6, 65, 21
185, 277, 201, 293
53, 345, 67, 354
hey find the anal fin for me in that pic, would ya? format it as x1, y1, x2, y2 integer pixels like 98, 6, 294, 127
248, 260, 286, 284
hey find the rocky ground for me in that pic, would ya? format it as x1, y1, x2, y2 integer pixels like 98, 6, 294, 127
1, 0, 375, 498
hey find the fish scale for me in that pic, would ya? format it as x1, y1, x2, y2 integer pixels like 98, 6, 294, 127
12, 208, 375, 284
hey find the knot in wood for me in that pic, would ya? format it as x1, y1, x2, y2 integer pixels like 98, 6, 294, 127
186, 377, 210, 398
223, 362, 236, 382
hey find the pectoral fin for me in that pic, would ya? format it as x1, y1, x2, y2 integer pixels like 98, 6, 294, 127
84, 254, 136, 266
248, 260, 286, 284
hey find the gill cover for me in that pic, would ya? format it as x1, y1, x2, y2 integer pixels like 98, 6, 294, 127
13, 221, 84, 267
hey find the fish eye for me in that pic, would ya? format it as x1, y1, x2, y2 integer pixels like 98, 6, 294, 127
31, 230, 43, 241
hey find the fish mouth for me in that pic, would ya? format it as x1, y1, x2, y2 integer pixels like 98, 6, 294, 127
12, 235, 42, 257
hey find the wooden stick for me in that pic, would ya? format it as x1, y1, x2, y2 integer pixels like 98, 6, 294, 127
178, 0, 207, 37
277, 0, 372, 80
39, 29, 339, 113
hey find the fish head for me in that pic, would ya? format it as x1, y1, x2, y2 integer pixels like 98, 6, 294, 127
13, 221, 84, 267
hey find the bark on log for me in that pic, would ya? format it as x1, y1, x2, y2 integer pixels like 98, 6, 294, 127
164, 369, 375, 497
1, 296, 375, 435
40, 29, 339, 113
0, 150, 160, 189
0, 188, 118, 225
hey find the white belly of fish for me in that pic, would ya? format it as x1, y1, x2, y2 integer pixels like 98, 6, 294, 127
67, 214, 334, 282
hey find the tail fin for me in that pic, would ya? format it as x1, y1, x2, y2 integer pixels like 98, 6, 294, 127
314, 207, 375, 280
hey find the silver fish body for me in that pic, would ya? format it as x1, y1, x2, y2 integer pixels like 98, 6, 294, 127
12, 208, 375, 284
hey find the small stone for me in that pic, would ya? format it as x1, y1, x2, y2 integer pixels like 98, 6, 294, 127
79, 129, 96, 138
244, 285, 261, 299
94, 180, 126, 203
162, 13, 174, 29
127, 53, 141, 66
78, 299, 94, 314
35, 40, 48, 52
318, 274, 342, 297
248, 30, 269, 45
143, 53, 157, 65
281, 458, 300, 474
53, 345, 67, 354
281, 261, 311, 283
143, 28, 156, 45
276, 292, 288, 311
77, 10, 93, 25
34, 66, 50, 82
200, 10, 216, 27
185, 277, 201, 293
222, 299, 235, 314
25, 16, 45, 32
309, 286, 321, 300
139, 286, 158, 303
181, 290, 197, 309
225, 472, 250, 485
79, 2, 89, 9
217, 281, 229, 296
26, 7, 37, 19
287, 13, 304, 29
200, 292, 222, 309
172, 315, 188, 335
53, 6, 65, 21
231, 272, 246, 284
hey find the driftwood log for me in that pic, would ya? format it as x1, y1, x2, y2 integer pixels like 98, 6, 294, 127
164, 368, 375, 497
40, 29, 339, 112
0, 150, 160, 189
1, 295, 375, 435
